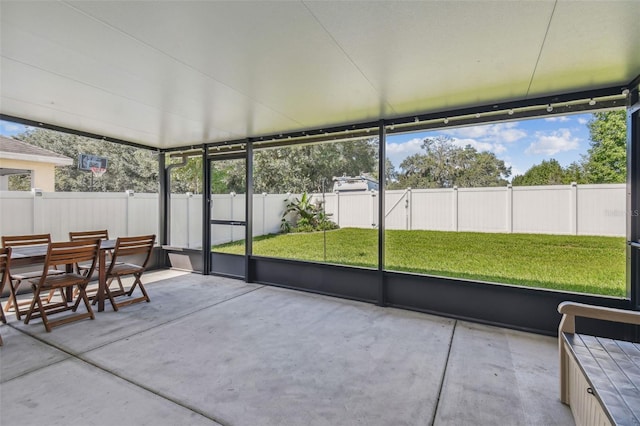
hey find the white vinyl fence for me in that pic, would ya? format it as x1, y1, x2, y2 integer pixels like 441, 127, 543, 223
0, 183, 626, 249
0, 190, 158, 242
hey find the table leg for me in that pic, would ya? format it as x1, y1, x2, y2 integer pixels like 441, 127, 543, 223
98, 249, 106, 312
65, 263, 73, 302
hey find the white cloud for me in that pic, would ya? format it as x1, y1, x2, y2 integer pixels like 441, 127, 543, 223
451, 138, 507, 154
544, 116, 570, 122
577, 117, 588, 125
525, 129, 580, 156
386, 137, 423, 156
442, 122, 526, 144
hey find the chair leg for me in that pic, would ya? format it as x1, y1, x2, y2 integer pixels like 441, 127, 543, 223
0, 291, 6, 325
103, 283, 119, 312
129, 274, 151, 302
75, 284, 95, 320
116, 276, 125, 293
25, 288, 52, 332
44, 289, 57, 304
6, 279, 23, 320
23, 287, 40, 325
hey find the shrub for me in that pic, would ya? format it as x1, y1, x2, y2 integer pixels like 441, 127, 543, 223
281, 192, 339, 233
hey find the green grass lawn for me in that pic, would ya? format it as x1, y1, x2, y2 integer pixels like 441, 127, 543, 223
213, 228, 627, 297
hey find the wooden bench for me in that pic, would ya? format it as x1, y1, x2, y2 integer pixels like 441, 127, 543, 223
558, 302, 640, 426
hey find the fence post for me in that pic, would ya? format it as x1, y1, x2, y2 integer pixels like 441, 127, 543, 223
452, 186, 459, 232
230, 192, 236, 242
262, 192, 268, 236
336, 191, 340, 227
407, 188, 412, 230
570, 182, 578, 235
31, 188, 43, 234
125, 190, 134, 236
507, 184, 513, 233
370, 191, 377, 227
186, 192, 193, 248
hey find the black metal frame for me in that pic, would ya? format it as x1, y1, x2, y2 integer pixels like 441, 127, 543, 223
628, 86, 640, 317
206, 150, 248, 279
3, 80, 639, 338
377, 120, 387, 307
200, 81, 639, 338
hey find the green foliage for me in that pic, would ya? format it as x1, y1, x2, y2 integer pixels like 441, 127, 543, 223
8, 174, 30, 191
390, 136, 510, 189
254, 139, 378, 194
281, 192, 339, 233
170, 157, 244, 194
584, 110, 626, 183
15, 128, 159, 192
512, 159, 575, 186
512, 111, 626, 186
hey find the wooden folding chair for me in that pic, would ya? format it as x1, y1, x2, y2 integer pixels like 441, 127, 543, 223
0, 247, 11, 346
69, 230, 125, 297
24, 239, 100, 332
2, 234, 63, 321
69, 230, 110, 273
103, 235, 155, 311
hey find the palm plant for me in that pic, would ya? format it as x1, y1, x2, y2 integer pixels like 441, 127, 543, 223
281, 192, 338, 233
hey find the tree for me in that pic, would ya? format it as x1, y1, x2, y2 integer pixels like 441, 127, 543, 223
167, 138, 379, 195
392, 136, 510, 189
252, 138, 378, 193
583, 110, 626, 183
14, 128, 159, 192
512, 159, 567, 186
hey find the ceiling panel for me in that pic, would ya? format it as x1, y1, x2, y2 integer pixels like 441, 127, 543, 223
66, 1, 386, 125
529, 0, 640, 96
1, 0, 638, 150
305, 1, 556, 115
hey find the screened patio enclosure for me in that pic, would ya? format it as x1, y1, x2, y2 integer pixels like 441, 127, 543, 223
1, 1, 639, 338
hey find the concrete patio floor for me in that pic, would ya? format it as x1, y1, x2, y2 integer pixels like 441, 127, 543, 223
1, 269, 574, 426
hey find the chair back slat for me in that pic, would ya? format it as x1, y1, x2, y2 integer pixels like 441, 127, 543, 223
2, 234, 51, 248
0, 247, 11, 281
44, 240, 101, 270
69, 230, 109, 241
109, 235, 155, 270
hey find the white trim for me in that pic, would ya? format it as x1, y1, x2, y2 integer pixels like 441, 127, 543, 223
0, 151, 73, 166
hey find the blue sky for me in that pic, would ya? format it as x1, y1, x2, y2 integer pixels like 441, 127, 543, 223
386, 113, 593, 179
1, 113, 593, 179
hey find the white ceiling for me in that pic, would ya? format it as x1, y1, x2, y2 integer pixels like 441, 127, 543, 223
1, 1, 639, 150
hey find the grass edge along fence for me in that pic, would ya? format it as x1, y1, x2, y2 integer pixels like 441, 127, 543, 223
213, 228, 626, 297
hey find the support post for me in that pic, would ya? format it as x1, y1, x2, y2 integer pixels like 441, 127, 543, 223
245, 140, 254, 282
627, 84, 640, 312
202, 144, 211, 275
378, 120, 386, 307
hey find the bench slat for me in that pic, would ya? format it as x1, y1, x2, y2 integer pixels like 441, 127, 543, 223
566, 333, 640, 425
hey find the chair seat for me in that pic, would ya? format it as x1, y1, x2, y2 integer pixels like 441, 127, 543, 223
78, 261, 123, 270
109, 263, 145, 276
35, 273, 87, 290
12, 269, 64, 280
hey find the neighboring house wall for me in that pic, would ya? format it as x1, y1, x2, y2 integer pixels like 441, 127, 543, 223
0, 158, 57, 191
0, 136, 73, 191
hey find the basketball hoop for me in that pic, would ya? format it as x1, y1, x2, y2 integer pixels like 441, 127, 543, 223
91, 167, 106, 178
